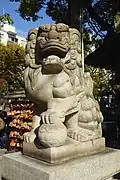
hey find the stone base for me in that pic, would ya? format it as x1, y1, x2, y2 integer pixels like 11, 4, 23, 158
2, 148, 120, 180
0, 149, 6, 179
23, 137, 105, 164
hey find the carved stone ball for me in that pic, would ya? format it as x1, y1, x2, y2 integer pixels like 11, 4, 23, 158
38, 123, 67, 147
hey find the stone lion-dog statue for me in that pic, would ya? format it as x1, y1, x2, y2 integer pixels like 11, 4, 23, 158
23, 23, 103, 148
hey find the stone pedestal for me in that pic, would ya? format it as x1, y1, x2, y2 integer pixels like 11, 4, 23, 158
23, 137, 105, 164
0, 149, 6, 179
2, 148, 120, 180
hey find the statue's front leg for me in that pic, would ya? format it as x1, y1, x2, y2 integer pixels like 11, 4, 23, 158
38, 96, 78, 147
38, 105, 66, 148
40, 109, 65, 125
40, 96, 78, 125
38, 73, 79, 147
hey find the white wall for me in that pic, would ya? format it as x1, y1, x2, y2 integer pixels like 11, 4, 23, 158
0, 30, 8, 45
0, 23, 26, 47
0, 23, 15, 33
16, 35, 26, 48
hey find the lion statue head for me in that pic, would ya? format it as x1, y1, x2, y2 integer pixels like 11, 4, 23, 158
25, 23, 84, 89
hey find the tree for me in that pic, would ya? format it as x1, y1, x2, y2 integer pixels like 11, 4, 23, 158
10, 0, 120, 51
87, 66, 112, 100
11, 0, 44, 22
9, 0, 120, 36
0, 13, 14, 25
9, 0, 118, 100
0, 79, 8, 96
83, 28, 111, 101
0, 43, 25, 91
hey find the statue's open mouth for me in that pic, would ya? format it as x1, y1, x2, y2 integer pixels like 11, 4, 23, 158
42, 55, 63, 73
39, 40, 69, 58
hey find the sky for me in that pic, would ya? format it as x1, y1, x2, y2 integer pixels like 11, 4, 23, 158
0, 0, 54, 36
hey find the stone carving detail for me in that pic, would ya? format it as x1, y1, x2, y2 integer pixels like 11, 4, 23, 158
23, 23, 103, 147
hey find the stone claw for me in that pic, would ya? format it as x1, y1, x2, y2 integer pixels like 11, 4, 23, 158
40, 111, 53, 124
40, 110, 65, 124
23, 130, 36, 143
67, 128, 96, 142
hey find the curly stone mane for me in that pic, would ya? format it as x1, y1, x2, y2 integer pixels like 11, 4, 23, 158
25, 28, 38, 67
25, 25, 84, 90
63, 28, 83, 88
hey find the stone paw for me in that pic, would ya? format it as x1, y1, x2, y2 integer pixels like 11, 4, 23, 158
23, 130, 36, 143
40, 110, 65, 124
67, 128, 95, 142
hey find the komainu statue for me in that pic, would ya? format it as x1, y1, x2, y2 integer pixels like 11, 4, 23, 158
23, 24, 105, 163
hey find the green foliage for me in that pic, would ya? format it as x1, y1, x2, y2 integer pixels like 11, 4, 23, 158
88, 66, 112, 100
9, 0, 120, 35
84, 29, 110, 100
9, 0, 117, 100
0, 44, 25, 90
11, 0, 44, 21
83, 28, 93, 56
83, 27, 103, 57
0, 79, 8, 96
46, 0, 69, 24
0, 13, 14, 25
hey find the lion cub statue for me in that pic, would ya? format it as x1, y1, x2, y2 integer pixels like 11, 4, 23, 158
23, 23, 103, 147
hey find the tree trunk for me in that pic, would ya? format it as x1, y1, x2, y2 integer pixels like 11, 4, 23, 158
68, 0, 80, 30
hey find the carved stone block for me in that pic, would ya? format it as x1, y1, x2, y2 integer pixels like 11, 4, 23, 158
23, 137, 105, 164
2, 148, 120, 180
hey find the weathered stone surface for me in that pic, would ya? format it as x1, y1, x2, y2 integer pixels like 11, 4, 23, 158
0, 149, 6, 180
23, 137, 105, 164
23, 23, 105, 163
2, 148, 120, 180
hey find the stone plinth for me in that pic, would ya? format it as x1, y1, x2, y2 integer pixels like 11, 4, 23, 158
2, 148, 120, 180
23, 137, 105, 164
0, 149, 6, 179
